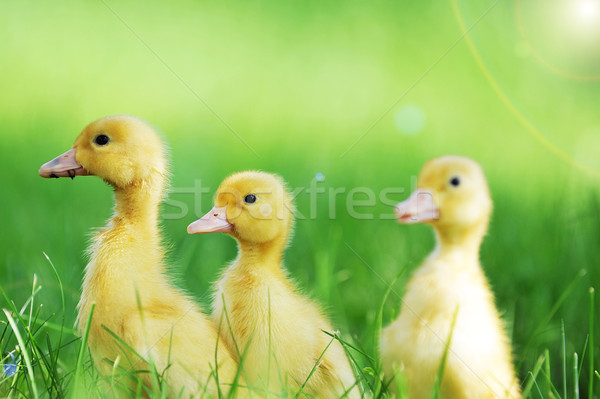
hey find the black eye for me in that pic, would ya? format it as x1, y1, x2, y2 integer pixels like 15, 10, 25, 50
244, 194, 257, 204
450, 177, 460, 187
94, 134, 110, 146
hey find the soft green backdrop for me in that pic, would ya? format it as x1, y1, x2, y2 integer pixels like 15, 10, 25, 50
1, 0, 599, 396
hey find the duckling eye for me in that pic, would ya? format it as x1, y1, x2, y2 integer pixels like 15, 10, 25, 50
450, 177, 460, 187
94, 134, 110, 146
244, 194, 257, 204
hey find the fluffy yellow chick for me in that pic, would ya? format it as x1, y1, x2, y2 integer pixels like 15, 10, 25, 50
39, 115, 243, 397
187, 171, 359, 397
380, 155, 521, 399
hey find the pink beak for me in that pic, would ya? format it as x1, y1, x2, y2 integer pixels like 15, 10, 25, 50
395, 189, 439, 224
187, 206, 233, 234
39, 148, 89, 179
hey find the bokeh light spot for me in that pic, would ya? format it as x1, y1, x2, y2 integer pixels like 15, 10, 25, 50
395, 105, 426, 136
575, 0, 599, 22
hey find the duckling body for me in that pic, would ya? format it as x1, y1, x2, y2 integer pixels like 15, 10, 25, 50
40, 116, 241, 397
189, 171, 358, 397
214, 258, 353, 397
380, 156, 521, 399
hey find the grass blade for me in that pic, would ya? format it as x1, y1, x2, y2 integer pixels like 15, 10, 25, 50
430, 307, 459, 399
43, 252, 66, 371
589, 287, 594, 399
3, 309, 40, 399
562, 319, 567, 399
72, 303, 95, 397
295, 336, 335, 398
521, 354, 545, 397
518, 270, 585, 372
574, 352, 579, 399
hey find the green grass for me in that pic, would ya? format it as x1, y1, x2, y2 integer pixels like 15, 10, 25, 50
1, 0, 599, 397
0, 253, 597, 397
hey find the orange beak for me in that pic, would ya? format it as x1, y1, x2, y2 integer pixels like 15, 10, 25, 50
187, 206, 233, 234
39, 148, 89, 179
395, 189, 439, 224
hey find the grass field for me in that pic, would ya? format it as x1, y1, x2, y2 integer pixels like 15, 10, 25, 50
1, 0, 599, 397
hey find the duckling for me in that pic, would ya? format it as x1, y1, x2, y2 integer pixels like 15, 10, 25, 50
187, 171, 359, 397
39, 115, 243, 397
380, 155, 521, 399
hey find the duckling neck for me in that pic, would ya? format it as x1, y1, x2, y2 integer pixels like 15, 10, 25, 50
105, 179, 164, 271
235, 238, 286, 272
78, 177, 167, 325
113, 181, 163, 226
433, 221, 487, 260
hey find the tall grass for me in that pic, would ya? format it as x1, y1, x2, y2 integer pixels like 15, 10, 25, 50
0, 251, 597, 397
0, 268, 600, 399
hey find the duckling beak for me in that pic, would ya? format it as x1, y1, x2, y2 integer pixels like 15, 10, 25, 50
395, 189, 439, 224
187, 206, 233, 234
39, 148, 89, 179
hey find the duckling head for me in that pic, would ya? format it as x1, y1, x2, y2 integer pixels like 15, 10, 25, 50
39, 115, 167, 189
188, 171, 294, 250
395, 155, 492, 245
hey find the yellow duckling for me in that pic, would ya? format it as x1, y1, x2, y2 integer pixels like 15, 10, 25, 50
39, 115, 242, 397
188, 171, 359, 397
380, 155, 521, 399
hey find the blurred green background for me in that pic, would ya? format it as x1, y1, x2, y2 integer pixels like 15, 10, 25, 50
1, 0, 599, 396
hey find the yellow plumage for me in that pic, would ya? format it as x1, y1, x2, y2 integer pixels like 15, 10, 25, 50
40, 115, 243, 397
380, 155, 521, 399
188, 171, 359, 397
